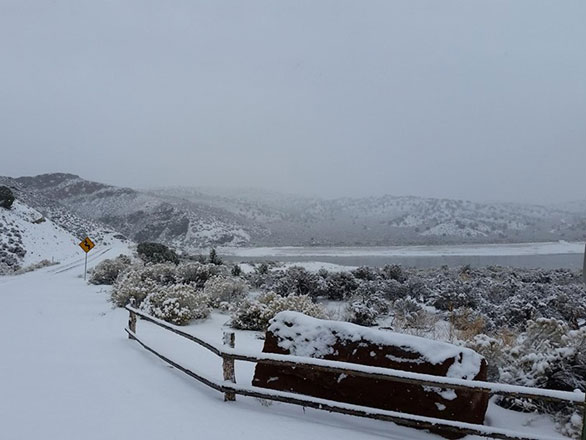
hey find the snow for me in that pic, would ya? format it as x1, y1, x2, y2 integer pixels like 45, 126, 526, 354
269, 311, 483, 379
0, 201, 81, 266
221, 242, 584, 258
0, 252, 574, 440
279, 261, 357, 272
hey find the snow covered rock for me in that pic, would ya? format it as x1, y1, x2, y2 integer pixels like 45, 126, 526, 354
253, 311, 489, 438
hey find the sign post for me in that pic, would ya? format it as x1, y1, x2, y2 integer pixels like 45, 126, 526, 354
78, 236, 96, 280
582, 244, 586, 440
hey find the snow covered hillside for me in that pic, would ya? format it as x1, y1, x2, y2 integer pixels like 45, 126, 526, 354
0, 178, 128, 273
14, 173, 267, 250
6, 172, 586, 251
0, 200, 79, 270
154, 187, 586, 247
0, 252, 569, 440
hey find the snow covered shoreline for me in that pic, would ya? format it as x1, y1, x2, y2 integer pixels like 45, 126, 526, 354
220, 242, 585, 258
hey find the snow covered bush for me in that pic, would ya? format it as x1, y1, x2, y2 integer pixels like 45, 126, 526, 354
382, 264, 407, 282
203, 276, 248, 306
323, 271, 358, 300
230, 291, 326, 331
231, 264, 242, 276
110, 264, 177, 307
345, 298, 380, 326
89, 254, 131, 285
451, 307, 486, 341
176, 262, 222, 288
352, 266, 378, 281
273, 266, 323, 297
138, 263, 178, 285
468, 319, 586, 438
499, 319, 586, 393
391, 297, 439, 335
140, 284, 210, 325
111, 267, 160, 307
15, 259, 58, 274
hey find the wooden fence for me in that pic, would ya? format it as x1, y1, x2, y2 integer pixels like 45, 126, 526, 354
125, 305, 586, 440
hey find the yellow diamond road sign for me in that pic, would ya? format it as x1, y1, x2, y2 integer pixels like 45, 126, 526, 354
79, 237, 95, 253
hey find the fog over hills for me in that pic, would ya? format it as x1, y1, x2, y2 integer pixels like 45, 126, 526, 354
2, 173, 584, 263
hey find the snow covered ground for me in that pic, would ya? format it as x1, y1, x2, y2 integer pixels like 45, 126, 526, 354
0, 248, 569, 440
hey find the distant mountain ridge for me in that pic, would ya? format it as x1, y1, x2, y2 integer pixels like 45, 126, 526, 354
153, 186, 586, 246
3, 173, 585, 257
13, 173, 267, 252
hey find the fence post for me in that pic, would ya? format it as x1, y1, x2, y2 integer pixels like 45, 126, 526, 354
128, 303, 137, 339
222, 331, 236, 401
581, 398, 586, 440
581, 247, 586, 440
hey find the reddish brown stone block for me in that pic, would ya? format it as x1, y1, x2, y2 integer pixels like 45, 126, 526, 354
253, 312, 489, 438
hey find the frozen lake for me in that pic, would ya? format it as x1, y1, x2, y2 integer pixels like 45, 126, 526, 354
221, 242, 586, 269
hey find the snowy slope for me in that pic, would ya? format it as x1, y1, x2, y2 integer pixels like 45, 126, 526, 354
0, 200, 85, 271
0, 255, 568, 440
0, 188, 128, 274
156, 187, 586, 246
15, 173, 267, 250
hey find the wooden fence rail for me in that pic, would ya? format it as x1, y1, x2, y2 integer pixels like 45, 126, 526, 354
125, 305, 586, 440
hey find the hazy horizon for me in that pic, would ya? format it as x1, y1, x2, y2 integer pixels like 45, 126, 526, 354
1, 1, 585, 205
4, 169, 586, 206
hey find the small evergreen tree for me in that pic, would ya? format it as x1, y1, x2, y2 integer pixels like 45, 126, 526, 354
231, 264, 242, 276
0, 186, 15, 209
208, 248, 222, 265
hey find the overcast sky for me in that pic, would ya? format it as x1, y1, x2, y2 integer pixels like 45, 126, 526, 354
1, 0, 585, 204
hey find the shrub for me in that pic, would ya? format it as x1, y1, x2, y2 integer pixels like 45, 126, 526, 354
255, 263, 269, 274
89, 255, 131, 285
382, 264, 407, 282
139, 263, 178, 285
176, 262, 222, 288
345, 298, 380, 326
14, 259, 58, 274
203, 276, 248, 306
467, 319, 586, 436
230, 291, 326, 331
137, 242, 179, 264
111, 268, 159, 307
451, 307, 486, 341
231, 264, 242, 276
352, 266, 378, 281
141, 284, 210, 325
273, 266, 321, 297
392, 298, 439, 335
0, 186, 15, 209
324, 271, 358, 300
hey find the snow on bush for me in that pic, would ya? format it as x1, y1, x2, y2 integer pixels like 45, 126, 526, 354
230, 291, 326, 331
203, 276, 248, 306
138, 263, 178, 285
345, 298, 380, 326
467, 319, 586, 438
140, 284, 210, 325
110, 263, 177, 307
111, 266, 159, 307
176, 262, 223, 288
273, 266, 325, 297
14, 259, 58, 274
89, 254, 131, 285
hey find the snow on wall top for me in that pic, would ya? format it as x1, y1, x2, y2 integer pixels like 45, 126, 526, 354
269, 311, 483, 380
